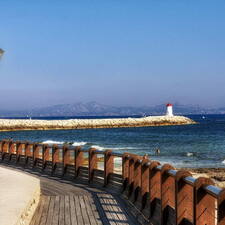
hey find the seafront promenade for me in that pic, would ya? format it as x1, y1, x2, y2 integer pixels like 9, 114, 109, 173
0, 139, 225, 225
0, 115, 195, 131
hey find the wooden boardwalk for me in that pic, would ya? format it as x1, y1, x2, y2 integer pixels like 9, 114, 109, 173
29, 176, 139, 225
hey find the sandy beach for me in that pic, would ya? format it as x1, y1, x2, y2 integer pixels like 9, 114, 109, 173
187, 168, 225, 188
0, 115, 195, 131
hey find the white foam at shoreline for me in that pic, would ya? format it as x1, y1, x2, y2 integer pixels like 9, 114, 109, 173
42, 140, 87, 146
91, 145, 136, 151
72, 142, 87, 146
42, 140, 64, 144
91, 145, 105, 150
222, 160, 225, 164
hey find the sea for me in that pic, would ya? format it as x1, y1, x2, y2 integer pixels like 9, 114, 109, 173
0, 114, 225, 168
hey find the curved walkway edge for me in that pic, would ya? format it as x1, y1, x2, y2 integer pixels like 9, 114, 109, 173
0, 166, 40, 225
0, 164, 140, 225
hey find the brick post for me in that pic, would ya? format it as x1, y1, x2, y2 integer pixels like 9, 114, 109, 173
3, 140, 9, 153
63, 146, 70, 176
141, 159, 150, 211
2, 140, 9, 160
175, 170, 193, 225
127, 156, 135, 198
122, 153, 130, 192
52, 145, 60, 174
0, 140, 3, 153
161, 164, 175, 225
25, 143, 32, 157
130, 156, 142, 202
194, 177, 215, 225
23, 142, 29, 165
88, 148, 97, 183
75, 147, 83, 177
218, 189, 225, 225
42, 144, 50, 171
0, 140, 6, 160
149, 161, 161, 224
104, 150, 113, 186
104, 150, 114, 186
8, 141, 14, 161
16, 142, 23, 163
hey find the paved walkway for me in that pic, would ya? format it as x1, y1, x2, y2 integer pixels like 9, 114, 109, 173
0, 166, 40, 225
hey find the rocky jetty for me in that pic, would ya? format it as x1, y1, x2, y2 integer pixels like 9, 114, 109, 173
0, 115, 196, 131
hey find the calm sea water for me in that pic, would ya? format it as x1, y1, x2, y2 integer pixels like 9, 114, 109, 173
0, 114, 225, 168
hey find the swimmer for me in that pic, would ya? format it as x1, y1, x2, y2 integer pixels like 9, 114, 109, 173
155, 148, 160, 155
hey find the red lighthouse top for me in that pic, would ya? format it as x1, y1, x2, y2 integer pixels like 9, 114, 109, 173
166, 103, 173, 107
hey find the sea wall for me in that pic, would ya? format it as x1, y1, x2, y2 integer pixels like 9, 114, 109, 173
0, 115, 196, 131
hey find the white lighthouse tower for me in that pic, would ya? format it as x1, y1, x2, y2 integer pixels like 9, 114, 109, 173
166, 103, 173, 116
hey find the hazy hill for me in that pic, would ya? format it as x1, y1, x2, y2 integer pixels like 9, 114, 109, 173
0, 102, 222, 117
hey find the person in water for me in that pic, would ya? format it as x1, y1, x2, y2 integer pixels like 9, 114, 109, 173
155, 148, 160, 155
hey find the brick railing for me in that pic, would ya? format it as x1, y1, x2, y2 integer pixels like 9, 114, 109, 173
0, 139, 224, 225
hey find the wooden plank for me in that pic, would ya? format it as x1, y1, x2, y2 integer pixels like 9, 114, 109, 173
70, 195, 78, 225
79, 195, 90, 225
45, 196, 55, 225
83, 195, 98, 225
102, 194, 120, 225
65, 195, 71, 225
98, 193, 116, 225
39, 196, 51, 225
52, 196, 60, 225
108, 196, 129, 225
59, 196, 65, 225
74, 195, 84, 225
87, 195, 103, 225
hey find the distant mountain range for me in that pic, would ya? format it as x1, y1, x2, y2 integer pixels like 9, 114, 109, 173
0, 102, 225, 117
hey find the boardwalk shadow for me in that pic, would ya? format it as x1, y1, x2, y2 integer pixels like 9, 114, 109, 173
0, 163, 139, 225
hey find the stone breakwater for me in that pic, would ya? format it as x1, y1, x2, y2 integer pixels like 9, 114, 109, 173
0, 116, 196, 131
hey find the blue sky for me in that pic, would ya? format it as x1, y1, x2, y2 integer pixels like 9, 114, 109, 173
0, 1, 225, 109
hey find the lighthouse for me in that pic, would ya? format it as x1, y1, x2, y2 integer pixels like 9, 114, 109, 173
166, 103, 173, 116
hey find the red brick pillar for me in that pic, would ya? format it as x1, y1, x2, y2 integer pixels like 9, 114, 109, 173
122, 153, 130, 192
8, 140, 14, 161
104, 150, 113, 186
175, 170, 193, 224
218, 189, 225, 225
8, 141, 14, 159
32, 143, 38, 167
25, 143, 32, 158
0, 140, 3, 153
194, 177, 215, 225
63, 146, 70, 176
2, 140, 10, 160
3, 140, 9, 153
42, 144, 50, 171
88, 148, 97, 183
161, 164, 175, 225
141, 159, 150, 211
127, 156, 135, 198
131, 157, 142, 202
52, 145, 60, 174
16, 142, 23, 163
0, 140, 6, 160
75, 147, 83, 177
63, 146, 70, 166
23, 142, 29, 165
149, 161, 161, 224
